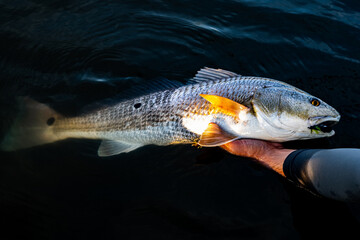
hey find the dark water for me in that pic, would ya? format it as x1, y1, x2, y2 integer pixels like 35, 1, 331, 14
1, 0, 360, 239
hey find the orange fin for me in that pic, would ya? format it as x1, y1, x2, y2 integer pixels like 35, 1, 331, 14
198, 123, 239, 147
200, 94, 248, 119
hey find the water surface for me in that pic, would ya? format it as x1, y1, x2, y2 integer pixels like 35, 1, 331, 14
1, 0, 360, 239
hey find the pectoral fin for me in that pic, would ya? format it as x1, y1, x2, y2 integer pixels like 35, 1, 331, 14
98, 140, 143, 157
200, 94, 248, 119
198, 123, 239, 147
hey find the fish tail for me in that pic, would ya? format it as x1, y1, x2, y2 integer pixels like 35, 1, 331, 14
1, 97, 62, 151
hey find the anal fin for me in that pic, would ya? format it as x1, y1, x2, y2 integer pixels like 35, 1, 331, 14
98, 140, 143, 157
198, 123, 239, 147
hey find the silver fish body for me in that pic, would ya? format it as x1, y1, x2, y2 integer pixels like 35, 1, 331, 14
1, 68, 340, 156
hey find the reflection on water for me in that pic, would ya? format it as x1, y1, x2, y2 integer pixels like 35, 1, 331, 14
0, 0, 360, 239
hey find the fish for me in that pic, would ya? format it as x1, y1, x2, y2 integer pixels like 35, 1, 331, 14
0, 67, 340, 157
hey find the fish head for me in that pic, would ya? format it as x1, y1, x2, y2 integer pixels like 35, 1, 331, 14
251, 86, 340, 141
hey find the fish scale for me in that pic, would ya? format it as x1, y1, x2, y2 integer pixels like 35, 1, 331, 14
55, 76, 295, 143
55, 79, 227, 140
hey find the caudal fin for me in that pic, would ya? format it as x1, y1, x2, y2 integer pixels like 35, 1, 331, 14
1, 97, 62, 151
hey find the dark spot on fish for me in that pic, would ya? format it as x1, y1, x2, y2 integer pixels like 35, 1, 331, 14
134, 103, 142, 109
47, 117, 55, 126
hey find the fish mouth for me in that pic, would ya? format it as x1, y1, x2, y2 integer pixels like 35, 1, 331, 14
308, 116, 340, 134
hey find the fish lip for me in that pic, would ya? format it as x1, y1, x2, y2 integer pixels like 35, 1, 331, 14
308, 116, 340, 133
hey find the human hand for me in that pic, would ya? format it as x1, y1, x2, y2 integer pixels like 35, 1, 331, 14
221, 139, 283, 159
221, 139, 295, 176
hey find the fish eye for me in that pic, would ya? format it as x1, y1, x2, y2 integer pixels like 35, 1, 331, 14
310, 98, 320, 107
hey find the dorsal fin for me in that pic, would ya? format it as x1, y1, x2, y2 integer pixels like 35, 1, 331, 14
124, 77, 184, 99
191, 67, 240, 83
80, 77, 184, 113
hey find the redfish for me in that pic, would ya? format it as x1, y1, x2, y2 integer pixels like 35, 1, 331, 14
1, 67, 340, 156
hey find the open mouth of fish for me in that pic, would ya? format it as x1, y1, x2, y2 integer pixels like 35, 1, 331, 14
308, 117, 340, 133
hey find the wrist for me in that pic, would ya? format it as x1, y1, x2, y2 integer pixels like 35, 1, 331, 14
257, 149, 295, 177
